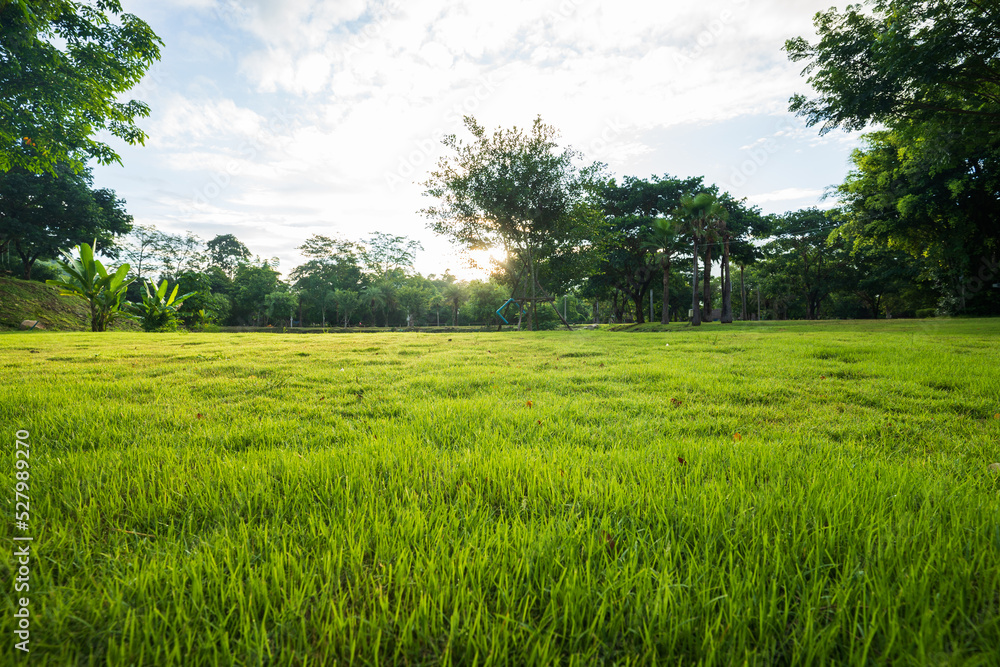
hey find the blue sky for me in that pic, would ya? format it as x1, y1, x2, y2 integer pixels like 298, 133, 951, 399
95, 0, 860, 279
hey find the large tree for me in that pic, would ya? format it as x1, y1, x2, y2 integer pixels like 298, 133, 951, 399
206, 234, 251, 279
835, 127, 999, 312
1, 0, 163, 174
422, 115, 601, 330
785, 0, 1000, 135
591, 174, 703, 325
0, 164, 131, 278
290, 234, 363, 325
231, 261, 280, 326
787, 0, 1000, 312
757, 209, 845, 320
361, 232, 422, 280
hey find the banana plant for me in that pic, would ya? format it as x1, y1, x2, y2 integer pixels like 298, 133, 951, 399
46, 242, 133, 332
130, 279, 197, 331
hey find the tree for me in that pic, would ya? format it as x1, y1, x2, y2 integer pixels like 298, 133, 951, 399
643, 217, 685, 324
442, 282, 469, 326
422, 115, 602, 330
361, 232, 422, 280
156, 232, 206, 279
591, 175, 703, 325
119, 224, 165, 286
265, 290, 298, 327
231, 262, 280, 326
0, 164, 132, 279
331, 289, 363, 328
463, 280, 507, 326
46, 241, 132, 331
397, 284, 430, 327
787, 0, 1000, 313
1, 0, 163, 174
677, 193, 726, 326
362, 285, 386, 327
290, 234, 364, 324
173, 271, 230, 326
785, 0, 1000, 135
206, 234, 251, 278
835, 128, 999, 313
758, 209, 844, 320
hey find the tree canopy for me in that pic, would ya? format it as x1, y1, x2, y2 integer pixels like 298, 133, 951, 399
1, 0, 163, 174
0, 164, 132, 278
785, 0, 1000, 134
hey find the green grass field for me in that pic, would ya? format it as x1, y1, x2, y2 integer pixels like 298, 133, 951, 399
2, 320, 999, 665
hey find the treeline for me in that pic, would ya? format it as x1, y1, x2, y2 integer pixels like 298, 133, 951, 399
2, 168, 996, 330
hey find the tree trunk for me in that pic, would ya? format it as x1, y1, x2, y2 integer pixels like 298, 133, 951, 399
661, 255, 670, 325
739, 266, 747, 321
691, 238, 701, 326
632, 290, 646, 325
721, 238, 733, 324
702, 245, 713, 321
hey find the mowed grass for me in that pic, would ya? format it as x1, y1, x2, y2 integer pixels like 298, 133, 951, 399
2, 319, 999, 666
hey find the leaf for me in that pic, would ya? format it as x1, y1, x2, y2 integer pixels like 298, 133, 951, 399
677, 456, 687, 466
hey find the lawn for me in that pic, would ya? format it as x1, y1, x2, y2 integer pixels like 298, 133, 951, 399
2, 319, 999, 665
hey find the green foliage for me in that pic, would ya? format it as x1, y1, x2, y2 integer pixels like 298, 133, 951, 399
786, 0, 1000, 134
205, 234, 251, 279
232, 262, 281, 326
0, 0, 163, 174
422, 115, 603, 330
45, 241, 132, 331
290, 235, 364, 325
397, 285, 430, 327
360, 232, 422, 280
330, 289, 363, 328
460, 280, 506, 326
0, 164, 133, 278
130, 279, 196, 332
265, 290, 298, 327
789, 0, 1000, 315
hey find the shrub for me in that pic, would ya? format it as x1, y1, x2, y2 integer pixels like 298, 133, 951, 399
130, 280, 196, 331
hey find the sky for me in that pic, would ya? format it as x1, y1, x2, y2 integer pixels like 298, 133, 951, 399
94, 0, 861, 280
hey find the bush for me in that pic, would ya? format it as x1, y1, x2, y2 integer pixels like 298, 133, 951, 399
129, 280, 196, 332
916, 308, 936, 319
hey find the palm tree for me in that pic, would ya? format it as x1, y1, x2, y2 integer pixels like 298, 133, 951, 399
443, 282, 468, 326
677, 195, 702, 326
364, 285, 385, 326
701, 217, 721, 321
678, 193, 729, 326
643, 217, 684, 324
717, 213, 734, 324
